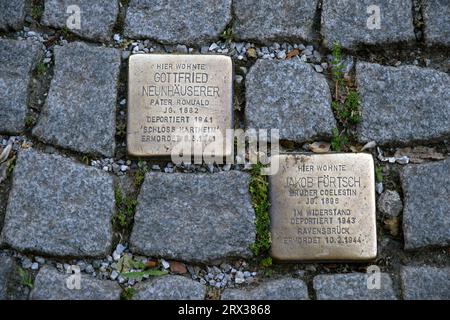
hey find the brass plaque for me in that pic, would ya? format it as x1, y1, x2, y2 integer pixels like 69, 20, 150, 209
269, 153, 376, 262
127, 54, 233, 157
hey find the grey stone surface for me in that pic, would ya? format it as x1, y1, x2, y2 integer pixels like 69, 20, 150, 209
233, 0, 317, 43
0, 256, 16, 300
124, 0, 232, 44
33, 42, 120, 157
356, 62, 450, 144
401, 266, 450, 300
314, 273, 397, 300
401, 159, 450, 250
321, 0, 415, 49
221, 278, 309, 300
377, 190, 403, 218
133, 275, 206, 300
0, 39, 42, 134
0, 148, 115, 257
31, 266, 121, 300
0, 0, 26, 30
42, 0, 119, 42
423, 0, 450, 46
130, 171, 255, 263
245, 59, 336, 143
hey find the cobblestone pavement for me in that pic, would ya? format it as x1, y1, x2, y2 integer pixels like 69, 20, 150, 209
0, 0, 449, 300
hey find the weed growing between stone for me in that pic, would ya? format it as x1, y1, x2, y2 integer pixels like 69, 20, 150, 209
330, 42, 361, 151
249, 163, 272, 267
134, 160, 148, 188
18, 268, 33, 289
120, 287, 135, 300
113, 187, 137, 231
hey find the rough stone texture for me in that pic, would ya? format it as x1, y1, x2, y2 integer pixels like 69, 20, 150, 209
124, 0, 232, 44
321, 0, 415, 50
33, 42, 120, 157
42, 0, 119, 42
377, 190, 403, 218
30, 266, 121, 300
130, 171, 255, 263
401, 159, 450, 250
0, 0, 26, 30
245, 59, 336, 143
0, 256, 16, 300
233, 0, 317, 43
356, 62, 450, 144
314, 273, 397, 300
423, 0, 450, 47
0, 148, 115, 257
133, 275, 206, 300
221, 278, 309, 300
0, 39, 42, 134
401, 266, 450, 300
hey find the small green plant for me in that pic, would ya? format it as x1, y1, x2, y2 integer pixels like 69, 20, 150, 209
113, 187, 137, 228
343, 90, 361, 124
332, 90, 361, 125
81, 155, 90, 165
375, 166, 383, 183
35, 62, 47, 76
249, 163, 271, 257
331, 42, 344, 86
220, 27, 234, 43
134, 160, 148, 188
60, 27, 71, 38
6, 159, 16, 179
18, 268, 33, 289
121, 287, 135, 300
260, 257, 273, 268
331, 128, 349, 152
116, 123, 126, 138
25, 115, 35, 128
31, 3, 43, 21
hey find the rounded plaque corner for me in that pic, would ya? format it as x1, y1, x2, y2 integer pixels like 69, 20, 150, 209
359, 152, 375, 163
269, 248, 287, 262
126, 144, 140, 158
128, 54, 139, 64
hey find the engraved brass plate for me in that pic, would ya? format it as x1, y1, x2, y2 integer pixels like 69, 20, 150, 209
269, 153, 377, 262
127, 54, 233, 157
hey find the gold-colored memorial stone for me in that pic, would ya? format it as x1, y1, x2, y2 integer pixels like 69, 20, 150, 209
127, 54, 233, 157
269, 153, 376, 262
